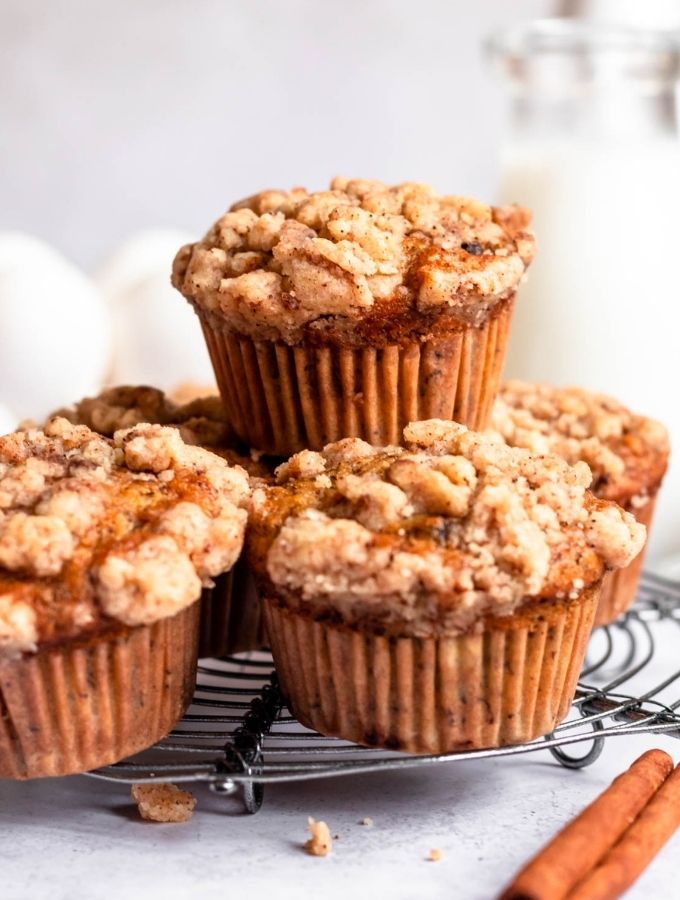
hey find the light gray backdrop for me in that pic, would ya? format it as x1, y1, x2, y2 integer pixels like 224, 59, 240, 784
1, 0, 551, 265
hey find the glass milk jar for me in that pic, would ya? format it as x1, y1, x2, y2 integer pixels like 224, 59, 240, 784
488, 20, 680, 563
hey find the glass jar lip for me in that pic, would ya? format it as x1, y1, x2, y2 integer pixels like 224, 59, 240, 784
486, 17, 680, 60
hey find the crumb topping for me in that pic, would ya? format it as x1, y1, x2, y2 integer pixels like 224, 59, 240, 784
491, 381, 670, 505
97, 535, 203, 626
52, 384, 232, 450
172, 178, 535, 344
248, 421, 646, 636
168, 381, 219, 405
0, 419, 250, 656
132, 783, 196, 823
0, 594, 37, 655
51, 385, 273, 478
305, 818, 333, 857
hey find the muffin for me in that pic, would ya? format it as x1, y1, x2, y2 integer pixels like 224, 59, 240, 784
247, 420, 645, 753
0, 417, 250, 778
491, 381, 669, 625
52, 385, 274, 657
50, 383, 235, 451
172, 178, 536, 455
168, 381, 220, 405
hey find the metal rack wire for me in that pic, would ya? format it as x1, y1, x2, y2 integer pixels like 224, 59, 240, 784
89, 572, 680, 813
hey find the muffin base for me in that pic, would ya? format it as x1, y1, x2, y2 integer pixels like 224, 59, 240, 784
0, 603, 199, 779
196, 299, 513, 455
595, 495, 658, 627
264, 587, 599, 754
199, 558, 266, 658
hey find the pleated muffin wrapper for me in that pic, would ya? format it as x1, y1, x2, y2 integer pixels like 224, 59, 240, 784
0, 602, 200, 780
595, 493, 658, 627
199, 557, 267, 658
264, 584, 600, 754
195, 297, 514, 455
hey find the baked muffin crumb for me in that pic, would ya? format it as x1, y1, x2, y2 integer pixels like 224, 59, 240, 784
305, 817, 333, 857
131, 783, 196, 823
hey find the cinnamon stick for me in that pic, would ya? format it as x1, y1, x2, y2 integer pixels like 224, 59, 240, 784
499, 749, 674, 900
566, 761, 680, 900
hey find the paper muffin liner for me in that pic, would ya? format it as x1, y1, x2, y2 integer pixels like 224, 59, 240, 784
595, 494, 658, 627
264, 585, 599, 754
0, 603, 200, 780
199, 557, 267, 658
196, 298, 514, 455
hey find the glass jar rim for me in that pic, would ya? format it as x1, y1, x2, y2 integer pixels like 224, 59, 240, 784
486, 18, 680, 60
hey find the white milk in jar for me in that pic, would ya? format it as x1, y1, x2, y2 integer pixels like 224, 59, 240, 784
488, 21, 680, 562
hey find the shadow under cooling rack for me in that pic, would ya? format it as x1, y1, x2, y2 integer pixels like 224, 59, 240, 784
88, 572, 680, 813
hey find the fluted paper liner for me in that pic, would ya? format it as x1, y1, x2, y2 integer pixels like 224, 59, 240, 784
199, 557, 266, 658
595, 495, 658, 627
264, 586, 599, 754
0, 603, 200, 780
196, 298, 514, 455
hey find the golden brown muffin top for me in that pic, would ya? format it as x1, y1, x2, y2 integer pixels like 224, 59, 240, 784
167, 381, 219, 405
172, 177, 535, 346
247, 420, 645, 637
491, 381, 670, 508
51, 385, 274, 479
0, 418, 251, 657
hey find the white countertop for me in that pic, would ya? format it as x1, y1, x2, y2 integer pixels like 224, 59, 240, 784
3, 629, 680, 900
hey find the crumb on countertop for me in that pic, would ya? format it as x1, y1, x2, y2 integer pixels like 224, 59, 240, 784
428, 848, 442, 862
131, 783, 197, 823
305, 817, 333, 856
360, 816, 374, 828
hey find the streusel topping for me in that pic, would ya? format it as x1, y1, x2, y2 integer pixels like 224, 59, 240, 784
172, 178, 535, 345
248, 421, 645, 636
0, 419, 250, 656
53, 385, 231, 448
51, 385, 272, 478
491, 381, 669, 506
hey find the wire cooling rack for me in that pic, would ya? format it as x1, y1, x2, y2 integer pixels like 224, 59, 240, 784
89, 572, 680, 813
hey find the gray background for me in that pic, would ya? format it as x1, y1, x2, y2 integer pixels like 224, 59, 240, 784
1, 0, 550, 266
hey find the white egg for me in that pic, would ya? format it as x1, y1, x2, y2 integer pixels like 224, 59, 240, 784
0, 402, 18, 435
97, 229, 194, 300
0, 233, 112, 421
96, 230, 214, 390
